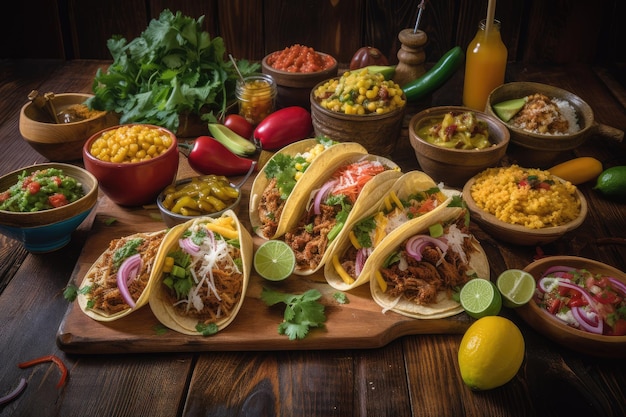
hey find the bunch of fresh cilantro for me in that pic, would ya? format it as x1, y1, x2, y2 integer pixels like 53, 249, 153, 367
87, 9, 258, 132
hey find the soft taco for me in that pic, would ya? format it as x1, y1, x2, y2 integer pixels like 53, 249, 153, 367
77, 229, 168, 322
324, 171, 455, 291
249, 138, 367, 240
368, 207, 490, 319
149, 211, 252, 336
283, 153, 402, 276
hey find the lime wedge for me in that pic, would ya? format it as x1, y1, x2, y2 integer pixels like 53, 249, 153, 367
460, 278, 502, 319
496, 269, 536, 308
254, 240, 296, 281
492, 98, 526, 122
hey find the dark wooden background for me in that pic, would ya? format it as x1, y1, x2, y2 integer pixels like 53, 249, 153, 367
3, 0, 625, 72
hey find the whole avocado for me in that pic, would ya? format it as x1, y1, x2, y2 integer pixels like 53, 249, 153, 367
593, 166, 626, 199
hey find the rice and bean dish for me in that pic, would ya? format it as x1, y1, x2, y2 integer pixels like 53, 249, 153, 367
469, 165, 581, 229
509, 93, 580, 135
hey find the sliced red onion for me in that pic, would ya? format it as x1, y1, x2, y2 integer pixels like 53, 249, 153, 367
355, 248, 369, 277
179, 237, 200, 255
0, 378, 27, 405
571, 306, 604, 334
313, 180, 338, 215
540, 265, 576, 278
405, 235, 448, 261
117, 253, 142, 308
608, 277, 626, 297
539, 277, 599, 313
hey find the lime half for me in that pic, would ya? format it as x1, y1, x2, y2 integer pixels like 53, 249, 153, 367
254, 240, 296, 281
496, 269, 536, 308
460, 278, 502, 319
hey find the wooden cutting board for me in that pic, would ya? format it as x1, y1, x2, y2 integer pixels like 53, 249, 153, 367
57, 158, 473, 354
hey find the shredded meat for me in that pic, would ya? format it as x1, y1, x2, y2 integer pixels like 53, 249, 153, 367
510, 93, 570, 134
380, 229, 475, 305
258, 178, 285, 238
86, 230, 166, 314
284, 203, 338, 271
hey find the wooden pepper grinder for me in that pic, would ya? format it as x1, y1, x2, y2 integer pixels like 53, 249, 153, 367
393, 28, 427, 87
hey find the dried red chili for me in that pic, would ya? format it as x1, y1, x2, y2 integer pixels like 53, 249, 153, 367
18, 355, 68, 388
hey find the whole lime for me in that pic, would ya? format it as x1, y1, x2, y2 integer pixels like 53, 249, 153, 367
593, 166, 626, 199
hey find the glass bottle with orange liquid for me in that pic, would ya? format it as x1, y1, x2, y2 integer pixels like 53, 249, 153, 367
462, 19, 507, 111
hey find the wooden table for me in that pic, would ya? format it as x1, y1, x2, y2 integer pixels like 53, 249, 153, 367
1, 59, 625, 417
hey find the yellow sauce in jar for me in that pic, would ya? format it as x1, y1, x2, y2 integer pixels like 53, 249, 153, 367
236, 75, 276, 125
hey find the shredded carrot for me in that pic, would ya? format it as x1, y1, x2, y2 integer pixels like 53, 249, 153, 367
330, 161, 387, 203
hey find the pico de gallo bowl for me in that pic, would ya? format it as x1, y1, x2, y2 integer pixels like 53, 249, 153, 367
517, 256, 626, 358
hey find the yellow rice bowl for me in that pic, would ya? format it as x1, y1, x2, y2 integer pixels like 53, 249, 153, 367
469, 165, 581, 229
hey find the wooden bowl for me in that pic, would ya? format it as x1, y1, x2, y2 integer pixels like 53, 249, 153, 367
262, 51, 337, 110
0, 163, 98, 252
485, 82, 623, 168
462, 174, 587, 246
310, 81, 405, 156
19, 93, 119, 161
518, 256, 626, 358
408, 106, 510, 187
82, 124, 179, 206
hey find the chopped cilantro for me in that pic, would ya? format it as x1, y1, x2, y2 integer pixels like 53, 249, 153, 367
333, 292, 349, 304
196, 322, 219, 336
261, 287, 327, 340
112, 238, 143, 268
353, 216, 376, 248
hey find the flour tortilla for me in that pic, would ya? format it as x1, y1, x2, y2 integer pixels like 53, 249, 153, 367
148, 211, 252, 335
249, 138, 367, 239
368, 207, 490, 319
77, 230, 168, 322
286, 153, 402, 276
324, 170, 455, 291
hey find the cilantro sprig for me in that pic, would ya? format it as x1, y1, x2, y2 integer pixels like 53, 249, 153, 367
261, 288, 327, 340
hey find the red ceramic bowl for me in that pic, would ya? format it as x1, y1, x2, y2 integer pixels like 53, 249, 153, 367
83, 124, 179, 206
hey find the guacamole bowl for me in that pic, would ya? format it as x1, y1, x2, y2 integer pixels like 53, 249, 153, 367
0, 163, 99, 253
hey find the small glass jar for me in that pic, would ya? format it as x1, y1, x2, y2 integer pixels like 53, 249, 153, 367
236, 74, 277, 125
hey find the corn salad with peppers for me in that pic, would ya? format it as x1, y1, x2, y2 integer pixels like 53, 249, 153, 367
313, 69, 406, 115
89, 125, 174, 163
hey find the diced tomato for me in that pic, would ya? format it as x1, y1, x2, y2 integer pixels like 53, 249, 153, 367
545, 297, 562, 315
51, 176, 62, 187
537, 182, 551, 190
610, 319, 626, 336
0, 191, 10, 202
568, 292, 587, 307
594, 290, 621, 305
48, 193, 69, 208
27, 181, 41, 194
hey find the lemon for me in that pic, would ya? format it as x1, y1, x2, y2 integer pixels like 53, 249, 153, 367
594, 166, 626, 199
459, 278, 502, 319
458, 316, 525, 390
496, 269, 536, 308
253, 240, 296, 281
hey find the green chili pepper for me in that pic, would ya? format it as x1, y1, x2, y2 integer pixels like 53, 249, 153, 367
402, 46, 465, 102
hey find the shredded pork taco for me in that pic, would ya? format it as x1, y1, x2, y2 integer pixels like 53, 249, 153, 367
368, 207, 489, 319
149, 211, 252, 336
77, 229, 167, 322
284, 154, 401, 276
325, 171, 454, 291
249, 138, 367, 240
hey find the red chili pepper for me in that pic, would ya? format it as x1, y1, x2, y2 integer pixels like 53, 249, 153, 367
18, 355, 68, 388
179, 136, 256, 176
253, 106, 313, 150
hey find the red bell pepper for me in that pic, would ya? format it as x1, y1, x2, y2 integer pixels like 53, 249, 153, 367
179, 136, 255, 176
254, 106, 313, 150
